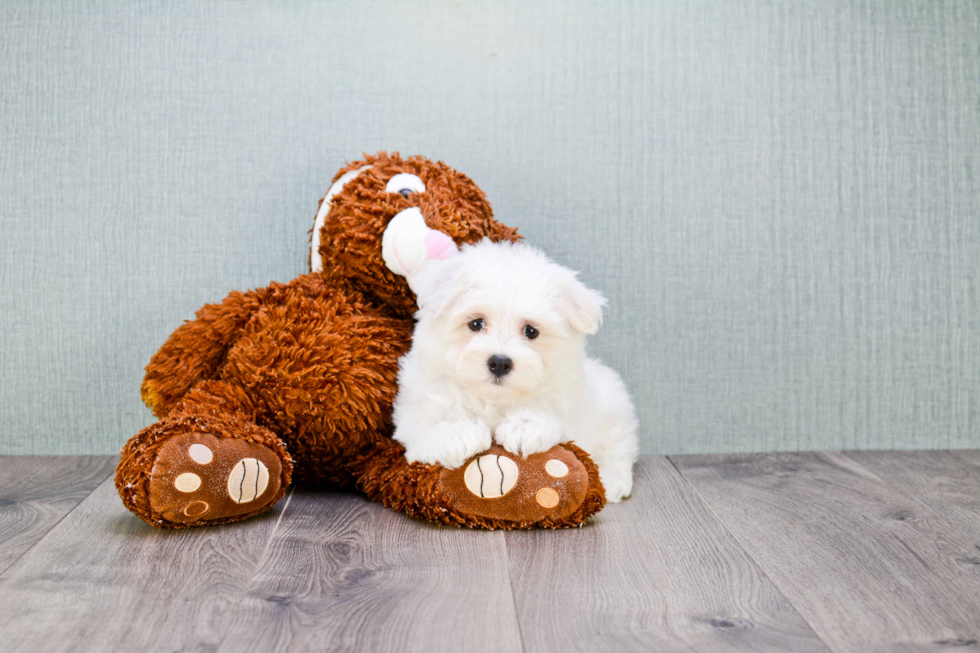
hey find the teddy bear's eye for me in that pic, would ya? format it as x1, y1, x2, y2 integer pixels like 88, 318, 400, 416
386, 173, 426, 197
468, 318, 485, 332
523, 324, 539, 340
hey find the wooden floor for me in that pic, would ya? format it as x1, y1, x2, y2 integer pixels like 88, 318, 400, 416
1, 452, 978, 652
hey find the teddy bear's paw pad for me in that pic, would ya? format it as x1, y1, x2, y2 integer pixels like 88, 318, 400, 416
439, 444, 590, 525
463, 454, 519, 498
148, 431, 282, 525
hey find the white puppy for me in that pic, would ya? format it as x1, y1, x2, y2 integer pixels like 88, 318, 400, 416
382, 212, 639, 501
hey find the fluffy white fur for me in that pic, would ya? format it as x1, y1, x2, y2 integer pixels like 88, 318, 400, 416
391, 239, 639, 502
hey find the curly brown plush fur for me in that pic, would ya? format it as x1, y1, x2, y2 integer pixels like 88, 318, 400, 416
115, 152, 606, 529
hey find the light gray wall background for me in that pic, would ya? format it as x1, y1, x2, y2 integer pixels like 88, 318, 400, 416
2, 1, 978, 455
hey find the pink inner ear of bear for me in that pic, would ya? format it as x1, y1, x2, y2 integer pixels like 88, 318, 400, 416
425, 230, 458, 260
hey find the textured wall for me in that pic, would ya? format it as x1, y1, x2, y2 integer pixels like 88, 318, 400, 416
2, 1, 978, 455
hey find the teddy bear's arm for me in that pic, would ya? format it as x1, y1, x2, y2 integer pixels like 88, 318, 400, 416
141, 287, 273, 417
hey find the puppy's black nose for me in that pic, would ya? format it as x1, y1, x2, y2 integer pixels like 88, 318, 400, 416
487, 355, 513, 378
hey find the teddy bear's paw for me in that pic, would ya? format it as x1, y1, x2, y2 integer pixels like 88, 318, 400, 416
147, 431, 284, 525
437, 443, 601, 528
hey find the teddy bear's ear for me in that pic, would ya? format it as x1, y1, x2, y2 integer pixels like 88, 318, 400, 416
560, 274, 607, 335
310, 164, 372, 273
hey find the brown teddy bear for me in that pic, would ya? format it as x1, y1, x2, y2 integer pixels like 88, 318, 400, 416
115, 152, 606, 529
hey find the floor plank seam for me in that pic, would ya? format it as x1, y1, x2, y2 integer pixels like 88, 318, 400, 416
501, 534, 528, 653
0, 465, 116, 580
213, 485, 296, 652
664, 455, 837, 653
836, 451, 973, 523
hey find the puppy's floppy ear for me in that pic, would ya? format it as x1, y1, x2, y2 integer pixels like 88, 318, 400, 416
560, 274, 607, 334
410, 256, 464, 318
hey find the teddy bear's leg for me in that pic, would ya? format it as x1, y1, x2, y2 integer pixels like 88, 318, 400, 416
352, 438, 606, 529
116, 381, 292, 528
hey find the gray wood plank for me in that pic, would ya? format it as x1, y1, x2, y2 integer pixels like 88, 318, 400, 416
672, 452, 980, 652
0, 456, 116, 575
217, 488, 523, 653
504, 456, 829, 653
845, 450, 980, 543
0, 477, 291, 653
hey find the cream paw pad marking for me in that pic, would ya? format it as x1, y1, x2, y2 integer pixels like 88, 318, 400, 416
463, 454, 519, 498
148, 432, 281, 524
440, 444, 591, 524
227, 458, 270, 504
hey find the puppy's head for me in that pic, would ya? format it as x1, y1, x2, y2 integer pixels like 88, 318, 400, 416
412, 240, 607, 405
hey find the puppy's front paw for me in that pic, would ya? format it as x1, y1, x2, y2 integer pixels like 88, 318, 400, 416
494, 409, 564, 458
404, 418, 492, 470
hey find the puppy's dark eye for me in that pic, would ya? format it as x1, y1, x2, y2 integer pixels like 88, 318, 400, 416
398, 189, 411, 198
523, 324, 539, 339
468, 318, 485, 332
